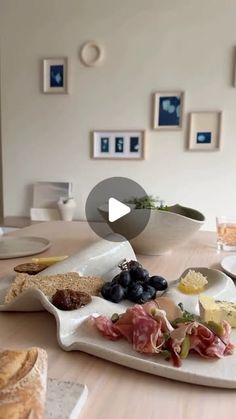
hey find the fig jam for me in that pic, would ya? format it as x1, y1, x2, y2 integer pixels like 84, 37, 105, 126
51, 289, 91, 310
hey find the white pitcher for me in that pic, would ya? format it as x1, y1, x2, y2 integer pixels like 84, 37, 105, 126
57, 197, 76, 221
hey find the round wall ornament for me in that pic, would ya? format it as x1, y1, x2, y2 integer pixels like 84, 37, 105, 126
79, 41, 105, 67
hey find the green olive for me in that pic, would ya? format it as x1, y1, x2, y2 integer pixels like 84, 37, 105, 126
111, 313, 119, 323
180, 336, 190, 359
206, 321, 224, 337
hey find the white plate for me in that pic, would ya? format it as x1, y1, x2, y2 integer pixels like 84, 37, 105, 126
46, 378, 88, 419
166, 267, 236, 315
221, 255, 236, 279
0, 236, 51, 259
1, 267, 236, 388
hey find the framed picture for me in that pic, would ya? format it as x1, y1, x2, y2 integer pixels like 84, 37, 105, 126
92, 130, 146, 160
233, 47, 236, 87
43, 57, 69, 94
188, 111, 222, 151
153, 91, 184, 130
33, 181, 72, 208
31, 181, 73, 221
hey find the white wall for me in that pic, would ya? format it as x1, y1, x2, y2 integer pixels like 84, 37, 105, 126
1, 0, 236, 230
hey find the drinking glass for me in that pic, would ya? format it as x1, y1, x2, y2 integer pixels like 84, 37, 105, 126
216, 216, 236, 251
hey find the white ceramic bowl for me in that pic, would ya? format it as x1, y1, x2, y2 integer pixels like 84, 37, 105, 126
98, 204, 205, 255
166, 267, 236, 315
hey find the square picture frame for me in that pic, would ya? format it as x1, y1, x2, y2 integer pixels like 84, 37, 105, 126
188, 111, 222, 151
153, 91, 184, 130
92, 130, 146, 160
43, 57, 69, 94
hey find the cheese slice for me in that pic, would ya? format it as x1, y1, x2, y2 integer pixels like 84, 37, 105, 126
199, 294, 236, 327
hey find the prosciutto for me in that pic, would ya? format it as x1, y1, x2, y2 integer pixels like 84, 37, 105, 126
92, 303, 235, 367
188, 321, 235, 359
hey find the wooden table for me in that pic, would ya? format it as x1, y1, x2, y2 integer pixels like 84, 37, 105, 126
0, 221, 235, 419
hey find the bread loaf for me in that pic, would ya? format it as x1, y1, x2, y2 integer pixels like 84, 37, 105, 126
0, 347, 47, 419
4, 272, 105, 304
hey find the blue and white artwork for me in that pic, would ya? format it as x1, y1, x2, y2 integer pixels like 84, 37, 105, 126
100, 137, 109, 152
115, 137, 124, 153
130, 137, 139, 152
196, 132, 212, 144
158, 95, 181, 127
50, 65, 64, 87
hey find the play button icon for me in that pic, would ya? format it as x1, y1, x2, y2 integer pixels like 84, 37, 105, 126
108, 198, 131, 222
85, 177, 151, 242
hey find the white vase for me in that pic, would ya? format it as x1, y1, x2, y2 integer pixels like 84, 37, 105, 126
57, 197, 76, 221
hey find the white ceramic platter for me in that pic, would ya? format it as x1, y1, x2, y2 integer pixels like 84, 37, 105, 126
0, 236, 51, 259
221, 255, 236, 279
46, 378, 88, 419
0, 234, 136, 311
1, 268, 236, 388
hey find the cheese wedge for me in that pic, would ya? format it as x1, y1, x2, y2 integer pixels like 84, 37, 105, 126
199, 294, 236, 327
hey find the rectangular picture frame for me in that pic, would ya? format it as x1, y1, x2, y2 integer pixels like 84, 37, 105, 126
92, 130, 146, 160
32, 181, 72, 208
233, 47, 236, 87
153, 91, 184, 130
188, 111, 222, 151
43, 57, 69, 94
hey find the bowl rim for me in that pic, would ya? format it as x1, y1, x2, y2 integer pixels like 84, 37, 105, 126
98, 203, 205, 223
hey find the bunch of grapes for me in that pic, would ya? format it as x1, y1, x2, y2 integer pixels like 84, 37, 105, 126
101, 259, 168, 304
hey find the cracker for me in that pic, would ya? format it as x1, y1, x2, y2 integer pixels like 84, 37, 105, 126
13, 263, 48, 275
4, 272, 104, 304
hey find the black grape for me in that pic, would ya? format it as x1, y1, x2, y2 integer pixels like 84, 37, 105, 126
111, 274, 120, 284
101, 282, 112, 300
144, 284, 156, 299
130, 267, 149, 282
109, 284, 125, 303
118, 271, 131, 287
137, 285, 156, 304
148, 276, 168, 291
127, 283, 143, 302
127, 260, 143, 270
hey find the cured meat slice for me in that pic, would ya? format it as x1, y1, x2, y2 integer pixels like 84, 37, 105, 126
189, 321, 235, 358
93, 315, 122, 340
132, 315, 164, 353
115, 305, 147, 343
222, 321, 235, 355
142, 301, 174, 332
93, 305, 167, 353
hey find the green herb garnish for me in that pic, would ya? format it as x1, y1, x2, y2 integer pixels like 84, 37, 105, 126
126, 195, 169, 211
174, 304, 225, 339
172, 305, 197, 327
